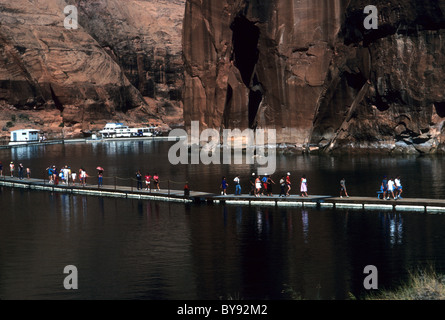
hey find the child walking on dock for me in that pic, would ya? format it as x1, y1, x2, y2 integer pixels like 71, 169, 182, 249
221, 176, 228, 195
279, 176, 286, 197
340, 178, 349, 198
300, 175, 308, 197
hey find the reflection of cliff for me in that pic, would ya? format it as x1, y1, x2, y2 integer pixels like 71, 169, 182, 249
0, 0, 184, 139
183, 0, 445, 153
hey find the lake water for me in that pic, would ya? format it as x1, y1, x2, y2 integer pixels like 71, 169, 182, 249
1, 140, 445, 300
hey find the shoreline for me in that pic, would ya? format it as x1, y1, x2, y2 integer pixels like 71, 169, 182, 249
1, 135, 444, 156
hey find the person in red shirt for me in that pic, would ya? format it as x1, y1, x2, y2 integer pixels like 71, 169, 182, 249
286, 172, 291, 196
144, 173, 152, 191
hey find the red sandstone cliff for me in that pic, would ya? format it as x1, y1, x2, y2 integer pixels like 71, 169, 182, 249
0, 0, 185, 140
182, 0, 445, 153
2, 0, 444, 153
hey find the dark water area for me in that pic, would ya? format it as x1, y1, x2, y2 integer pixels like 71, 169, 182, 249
1, 140, 445, 300
4, 140, 445, 198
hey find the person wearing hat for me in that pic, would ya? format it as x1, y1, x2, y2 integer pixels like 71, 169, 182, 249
250, 173, 256, 196
97, 167, 104, 188
286, 172, 291, 196
233, 175, 241, 195
261, 174, 268, 195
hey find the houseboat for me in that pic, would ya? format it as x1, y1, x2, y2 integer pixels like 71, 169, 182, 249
99, 123, 160, 139
9, 129, 41, 145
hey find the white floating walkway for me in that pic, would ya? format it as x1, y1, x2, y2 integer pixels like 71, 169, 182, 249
1, 177, 445, 213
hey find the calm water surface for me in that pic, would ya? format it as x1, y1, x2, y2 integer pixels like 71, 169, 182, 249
1, 140, 445, 300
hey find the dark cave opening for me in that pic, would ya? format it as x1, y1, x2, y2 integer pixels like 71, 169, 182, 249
248, 88, 263, 129
434, 102, 445, 118
230, 15, 260, 87
345, 72, 367, 91
49, 85, 64, 112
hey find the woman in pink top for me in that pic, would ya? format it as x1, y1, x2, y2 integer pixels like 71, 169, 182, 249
153, 173, 160, 191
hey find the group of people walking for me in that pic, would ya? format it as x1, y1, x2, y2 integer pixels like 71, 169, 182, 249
1, 159, 164, 191
221, 173, 404, 200
1, 158, 405, 200
221, 172, 311, 197
135, 171, 160, 191
46, 165, 89, 186
381, 176, 403, 200
0, 161, 30, 180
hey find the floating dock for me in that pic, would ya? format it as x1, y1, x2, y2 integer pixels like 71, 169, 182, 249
1, 176, 445, 213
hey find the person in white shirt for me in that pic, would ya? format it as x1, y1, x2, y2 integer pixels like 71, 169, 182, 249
394, 176, 403, 199
387, 177, 395, 200
233, 175, 241, 195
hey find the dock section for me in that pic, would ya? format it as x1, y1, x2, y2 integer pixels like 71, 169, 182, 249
0, 176, 206, 203
1, 176, 445, 213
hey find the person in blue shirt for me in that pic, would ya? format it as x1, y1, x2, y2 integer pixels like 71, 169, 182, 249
261, 174, 268, 195
136, 170, 142, 190
381, 176, 388, 200
46, 166, 53, 183
221, 176, 228, 195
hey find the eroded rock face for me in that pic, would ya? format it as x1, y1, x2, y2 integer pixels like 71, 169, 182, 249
0, 0, 185, 139
183, 0, 348, 143
66, 0, 185, 125
322, 0, 445, 154
182, 0, 445, 153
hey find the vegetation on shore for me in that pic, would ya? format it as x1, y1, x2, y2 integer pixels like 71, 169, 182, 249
363, 267, 445, 300
280, 266, 445, 300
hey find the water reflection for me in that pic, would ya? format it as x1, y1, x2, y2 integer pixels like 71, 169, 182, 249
380, 212, 403, 246
146, 201, 161, 224
82, 196, 88, 218
302, 210, 309, 244
236, 206, 243, 234
10, 145, 41, 161
60, 194, 70, 232
1, 188, 445, 300
256, 208, 263, 236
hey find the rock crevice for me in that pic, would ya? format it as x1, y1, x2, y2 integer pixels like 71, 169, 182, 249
182, 0, 445, 153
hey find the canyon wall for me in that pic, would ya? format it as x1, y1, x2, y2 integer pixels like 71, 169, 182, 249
2, 0, 444, 152
0, 0, 185, 139
182, 0, 445, 153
